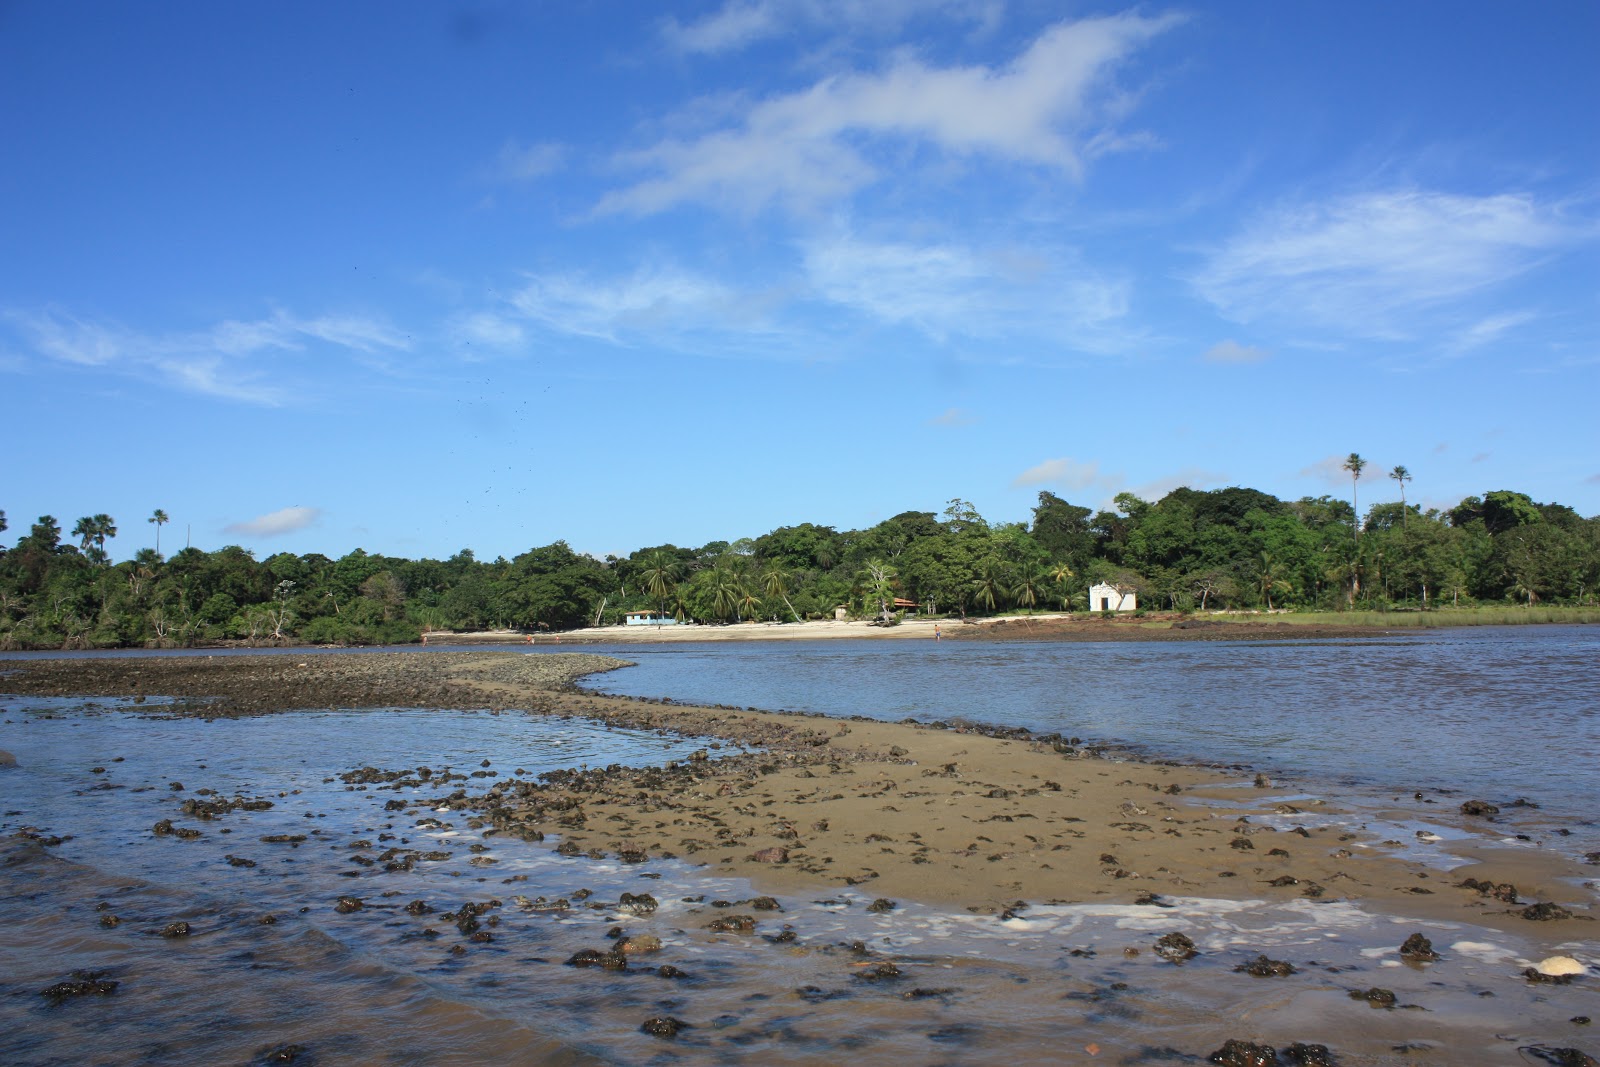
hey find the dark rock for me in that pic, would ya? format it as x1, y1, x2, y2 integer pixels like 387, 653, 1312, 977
657, 964, 688, 979
99, 914, 120, 928
1348, 987, 1396, 1007
1208, 1038, 1279, 1065
1523, 902, 1575, 921
1524, 968, 1577, 985
854, 961, 902, 981
224, 854, 257, 868
41, 970, 119, 1001
1399, 933, 1439, 961
404, 900, 433, 915
617, 892, 658, 915
334, 896, 363, 914
749, 846, 789, 864
707, 914, 756, 933
565, 948, 628, 970
1235, 954, 1296, 977
1155, 932, 1198, 963
749, 896, 782, 911
640, 1016, 688, 1038
1460, 800, 1500, 816
865, 898, 897, 913
1517, 1049, 1599, 1067
1282, 1043, 1335, 1066
159, 921, 191, 938
1457, 876, 1519, 903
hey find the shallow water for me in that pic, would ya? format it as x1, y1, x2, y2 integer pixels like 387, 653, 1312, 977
578, 626, 1600, 855
2, 695, 1595, 1065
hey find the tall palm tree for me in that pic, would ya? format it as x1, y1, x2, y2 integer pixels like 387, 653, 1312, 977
149, 509, 170, 556
1388, 466, 1411, 530
761, 564, 801, 622
703, 565, 742, 622
71, 514, 117, 564
736, 585, 762, 622
1048, 561, 1075, 609
1342, 453, 1367, 538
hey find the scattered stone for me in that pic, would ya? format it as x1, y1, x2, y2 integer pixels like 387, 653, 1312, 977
1235, 954, 1296, 977
159, 921, 191, 938
866, 898, 897, 913
334, 896, 364, 914
1349, 987, 1396, 1007
640, 1016, 688, 1038
617, 934, 662, 955
854, 961, 901, 981
1155, 932, 1198, 963
1460, 800, 1499, 816
404, 900, 433, 916
40, 971, 119, 1002
749, 846, 789, 864
707, 914, 756, 933
1282, 1044, 1335, 1067
749, 896, 782, 911
1399, 933, 1439, 961
657, 964, 688, 979
617, 892, 658, 915
1208, 1038, 1279, 1065
1522, 902, 1575, 922
565, 948, 628, 970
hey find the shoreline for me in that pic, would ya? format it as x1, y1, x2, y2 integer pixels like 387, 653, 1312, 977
4, 650, 1593, 936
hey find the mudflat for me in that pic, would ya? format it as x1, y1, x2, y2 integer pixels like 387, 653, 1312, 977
5, 650, 1590, 941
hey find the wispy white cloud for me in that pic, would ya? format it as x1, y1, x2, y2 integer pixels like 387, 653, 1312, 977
604, 13, 1182, 216
1012, 457, 1109, 490
802, 232, 1132, 348
225, 506, 321, 538
490, 139, 566, 182
1201, 339, 1268, 364
1298, 455, 1357, 488
507, 267, 752, 345
4, 306, 409, 405
1442, 311, 1537, 355
927, 406, 976, 427
661, 0, 1000, 55
452, 311, 527, 351
1194, 189, 1577, 339
1127, 467, 1227, 501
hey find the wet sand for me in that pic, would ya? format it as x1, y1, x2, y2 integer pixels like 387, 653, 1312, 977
5, 651, 1592, 937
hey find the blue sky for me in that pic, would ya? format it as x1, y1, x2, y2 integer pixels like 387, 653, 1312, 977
3, 1, 1596, 562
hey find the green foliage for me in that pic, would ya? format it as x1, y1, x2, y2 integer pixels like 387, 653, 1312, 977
3, 481, 1597, 649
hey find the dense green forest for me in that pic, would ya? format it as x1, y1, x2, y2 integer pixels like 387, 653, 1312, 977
3, 462, 1598, 648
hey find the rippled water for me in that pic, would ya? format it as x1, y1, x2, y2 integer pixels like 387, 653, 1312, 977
2, 698, 1594, 1067
3, 629, 1598, 1065
580, 626, 1600, 846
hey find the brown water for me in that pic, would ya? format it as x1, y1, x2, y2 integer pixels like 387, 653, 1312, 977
1, 697, 1595, 1066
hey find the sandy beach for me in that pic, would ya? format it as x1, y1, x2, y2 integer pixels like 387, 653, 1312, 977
428, 612, 1406, 645
6, 650, 1590, 934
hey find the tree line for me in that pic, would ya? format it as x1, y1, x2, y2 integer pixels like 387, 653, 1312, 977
1, 468, 1596, 649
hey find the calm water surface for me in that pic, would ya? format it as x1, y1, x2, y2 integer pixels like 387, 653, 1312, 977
581, 626, 1600, 839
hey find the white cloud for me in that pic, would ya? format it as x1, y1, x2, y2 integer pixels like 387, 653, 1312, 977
224, 506, 321, 538
453, 311, 527, 351
661, 0, 1000, 55
4, 306, 409, 405
1443, 311, 1537, 355
1201, 339, 1269, 364
603, 13, 1181, 216
1194, 189, 1576, 338
1298, 454, 1366, 488
928, 406, 976, 427
1012, 457, 1108, 490
491, 139, 566, 182
508, 267, 749, 345
802, 232, 1131, 348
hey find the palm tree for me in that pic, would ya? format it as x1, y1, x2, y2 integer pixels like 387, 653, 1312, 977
970, 558, 1007, 613
71, 514, 117, 565
1342, 453, 1368, 537
702, 565, 742, 622
149, 509, 170, 556
736, 585, 762, 622
1048, 561, 1075, 609
1011, 560, 1045, 614
761, 564, 801, 622
637, 550, 680, 620
1254, 552, 1293, 611
1388, 466, 1411, 530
